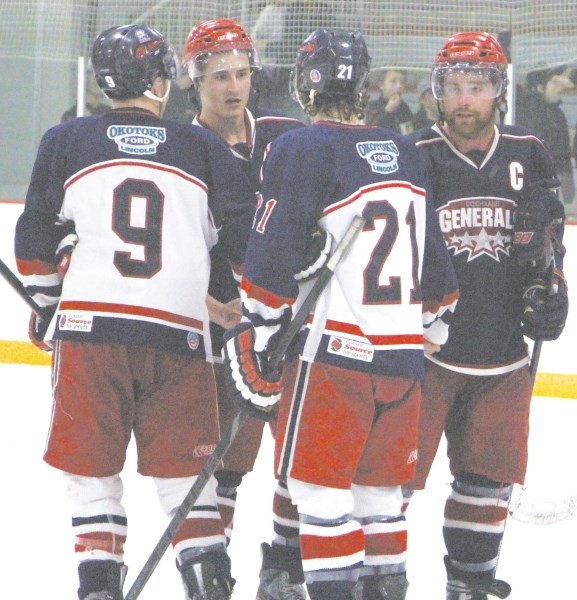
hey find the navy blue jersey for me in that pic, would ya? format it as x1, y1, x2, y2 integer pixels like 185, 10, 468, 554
194, 108, 304, 354
241, 121, 459, 379
15, 107, 255, 356
412, 123, 564, 373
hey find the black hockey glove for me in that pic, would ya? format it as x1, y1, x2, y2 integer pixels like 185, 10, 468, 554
222, 322, 282, 421
513, 179, 563, 271
28, 307, 55, 352
294, 226, 333, 282
521, 274, 568, 341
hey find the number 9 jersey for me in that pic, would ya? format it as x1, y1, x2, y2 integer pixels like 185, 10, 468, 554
15, 108, 255, 357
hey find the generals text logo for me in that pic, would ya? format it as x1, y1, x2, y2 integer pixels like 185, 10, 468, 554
438, 197, 514, 262
356, 140, 399, 174
107, 125, 166, 155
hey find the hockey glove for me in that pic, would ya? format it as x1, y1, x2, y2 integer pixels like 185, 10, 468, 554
222, 322, 282, 421
28, 308, 55, 352
513, 180, 563, 270
294, 226, 332, 282
55, 232, 79, 278
521, 274, 568, 341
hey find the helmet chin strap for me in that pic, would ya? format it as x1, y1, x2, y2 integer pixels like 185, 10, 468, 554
144, 80, 172, 114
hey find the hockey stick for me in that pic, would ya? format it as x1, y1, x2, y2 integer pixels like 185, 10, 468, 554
124, 215, 366, 600
508, 338, 577, 524
0, 257, 52, 321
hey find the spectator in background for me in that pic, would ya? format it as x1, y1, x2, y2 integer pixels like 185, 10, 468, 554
516, 66, 576, 205
365, 68, 415, 133
413, 76, 439, 130
61, 70, 110, 122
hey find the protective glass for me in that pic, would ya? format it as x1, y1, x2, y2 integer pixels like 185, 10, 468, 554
187, 48, 261, 79
432, 64, 506, 100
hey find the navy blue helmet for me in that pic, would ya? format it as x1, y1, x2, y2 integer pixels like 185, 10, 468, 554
290, 29, 371, 100
92, 24, 178, 100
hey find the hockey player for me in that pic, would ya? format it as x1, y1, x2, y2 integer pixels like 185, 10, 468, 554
405, 32, 569, 599
182, 19, 310, 600
15, 24, 256, 600
222, 29, 459, 600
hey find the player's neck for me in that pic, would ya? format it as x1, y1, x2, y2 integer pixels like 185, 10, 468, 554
199, 110, 247, 146
313, 112, 361, 125
442, 122, 496, 154
112, 97, 162, 117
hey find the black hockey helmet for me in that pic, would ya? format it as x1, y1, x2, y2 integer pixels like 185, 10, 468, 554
290, 29, 371, 104
92, 24, 178, 100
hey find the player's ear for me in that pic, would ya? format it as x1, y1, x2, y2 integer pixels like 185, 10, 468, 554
151, 77, 169, 98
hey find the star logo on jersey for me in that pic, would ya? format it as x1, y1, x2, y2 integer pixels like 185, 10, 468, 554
438, 197, 514, 262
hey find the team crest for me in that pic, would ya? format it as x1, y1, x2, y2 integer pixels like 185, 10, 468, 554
309, 69, 321, 84
187, 331, 200, 350
438, 197, 514, 262
356, 141, 399, 174
107, 125, 166, 155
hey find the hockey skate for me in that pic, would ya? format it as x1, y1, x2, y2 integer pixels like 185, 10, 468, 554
256, 543, 307, 600
445, 556, 511, 600
354, 573, 409, 600
77, 559, 127, 600
179, 551, 235, 600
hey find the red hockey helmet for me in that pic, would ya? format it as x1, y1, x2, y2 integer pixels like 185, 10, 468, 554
182, 18, 260, 79
431, 32, 508, 100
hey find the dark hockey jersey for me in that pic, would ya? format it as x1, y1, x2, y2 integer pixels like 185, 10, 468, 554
15, 107, 255, 356
241, 121, 459, 380
412, 123, 564, 374
194, 108, 304, 355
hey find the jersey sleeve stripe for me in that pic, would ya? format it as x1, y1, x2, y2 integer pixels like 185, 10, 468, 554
241, 278, 295, 309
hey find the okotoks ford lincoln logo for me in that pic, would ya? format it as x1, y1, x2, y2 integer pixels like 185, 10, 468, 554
356, 140, 399, 174
107, 125, 166, 155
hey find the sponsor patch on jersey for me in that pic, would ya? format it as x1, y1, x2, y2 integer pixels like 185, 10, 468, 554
107, 125, 166, 155
438, 197, 514, 262
327, 335, 374, 362
356, 140, 399, 174
187, 331, 200, 350
58, 313, 93, 332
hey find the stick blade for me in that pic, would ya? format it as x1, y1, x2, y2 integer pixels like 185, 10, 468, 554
509, 485, 577, 525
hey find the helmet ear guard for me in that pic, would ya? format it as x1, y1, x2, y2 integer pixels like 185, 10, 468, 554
92, 24, 178, 101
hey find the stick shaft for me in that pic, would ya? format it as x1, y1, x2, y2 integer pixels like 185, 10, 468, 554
125, 215, 365, 600
0, 257, 51, 320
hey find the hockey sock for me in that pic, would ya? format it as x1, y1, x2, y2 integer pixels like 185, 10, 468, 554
272, 479, 301, 547
214, 470, 245, 545
443, 473, 512, 584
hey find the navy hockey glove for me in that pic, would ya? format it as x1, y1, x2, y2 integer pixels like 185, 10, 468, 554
521, 274, 568, 341
513, 180, 563, 271
222, 322, 282, 421
294, 226, 332, 282
28, 308, 55, 352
